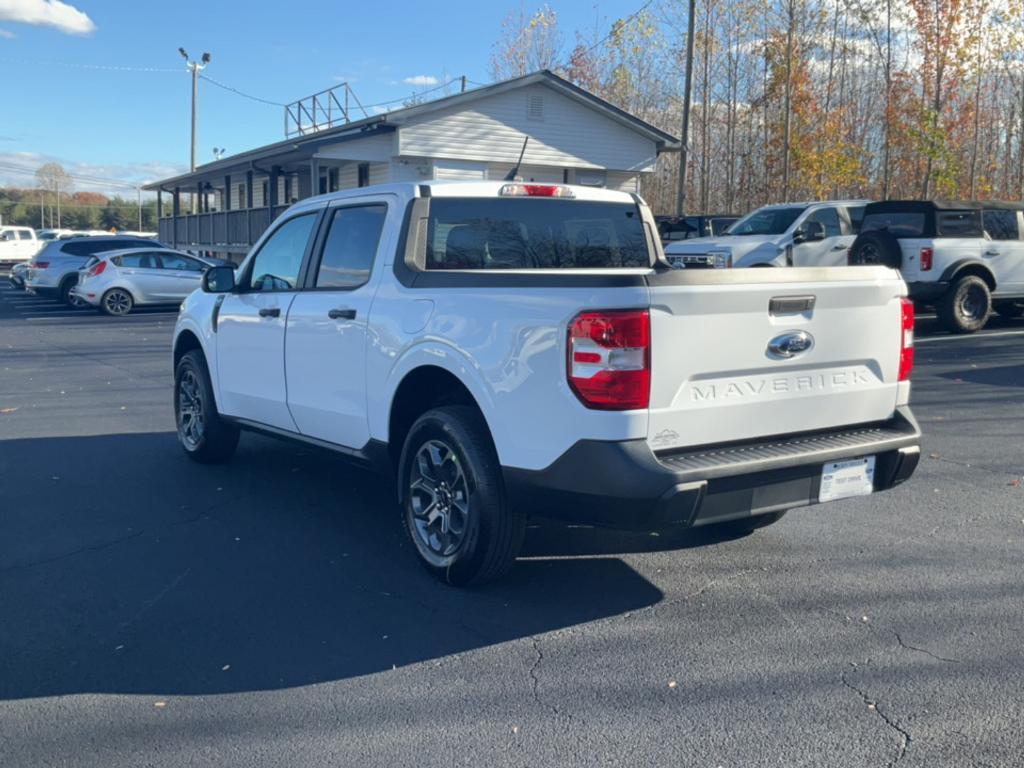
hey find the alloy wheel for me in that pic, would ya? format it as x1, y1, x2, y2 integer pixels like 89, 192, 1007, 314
408, 439, 470, 560
177, 369, 205, 449
104, 290, 131, 316
959, 284, 986, 320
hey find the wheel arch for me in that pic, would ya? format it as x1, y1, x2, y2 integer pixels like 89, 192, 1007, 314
173, 328, 204, 371
941, 259, 997, 290
386, 365, 494, 471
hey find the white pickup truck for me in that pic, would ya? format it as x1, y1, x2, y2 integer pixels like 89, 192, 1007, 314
172, 181, 920, 585
663, 201, 867, 269
0, 226, 42, 268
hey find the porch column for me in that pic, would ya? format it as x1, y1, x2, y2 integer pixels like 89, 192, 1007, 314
172, 187, 180, 248
156, 190, 163, 219
309, 159, 320, 198
269, 165, 279, 217
246, 170, 254, 244
224, 174, 231, 211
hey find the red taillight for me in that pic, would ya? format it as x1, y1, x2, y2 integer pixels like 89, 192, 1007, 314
568, 309, 650, 410
898, 298, 915, 382
499, 183, 575, 198
87, 260, 107, 277
919, 247, 933, 271
32, 261, 49, 269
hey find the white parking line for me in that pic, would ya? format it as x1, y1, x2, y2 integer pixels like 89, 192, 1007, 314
917, 329, 1024, 344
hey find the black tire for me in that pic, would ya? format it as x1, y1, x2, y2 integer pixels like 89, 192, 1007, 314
714, 510, 787, 536
174, 349, 240, 463
100, 287, 134, 316
936, 275, 991, 334
59, 277, 86, 308
398, 405, 525, 586
848, 230, 902, 268
994, 300, 1024, 319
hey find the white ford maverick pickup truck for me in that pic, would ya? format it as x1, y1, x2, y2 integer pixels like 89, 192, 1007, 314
172, 181, 921, 585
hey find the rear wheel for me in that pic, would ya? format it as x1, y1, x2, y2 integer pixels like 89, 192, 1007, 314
59, 277, 86, 308
398, 405, 525, 586
101, 288, 134, 316
937, 275, 990, 334
174, 350, 239, 463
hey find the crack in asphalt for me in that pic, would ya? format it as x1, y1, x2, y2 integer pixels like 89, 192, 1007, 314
115, 567, 192, 635
0, 529, 146, 575
841, 670, 912, 768
893, 630, 960, 664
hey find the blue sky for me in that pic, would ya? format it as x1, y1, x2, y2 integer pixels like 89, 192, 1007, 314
0, 0, 645, 195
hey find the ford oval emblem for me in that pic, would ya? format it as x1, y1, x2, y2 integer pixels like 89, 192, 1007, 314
767, 330, 814, 359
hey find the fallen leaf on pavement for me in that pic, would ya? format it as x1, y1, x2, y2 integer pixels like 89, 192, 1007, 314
154, 701, 166, 709
0, 407, 17, 414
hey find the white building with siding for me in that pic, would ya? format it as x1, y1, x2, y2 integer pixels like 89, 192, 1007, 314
145, 70, 678, 254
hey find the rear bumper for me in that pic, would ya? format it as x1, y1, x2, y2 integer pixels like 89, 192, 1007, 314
906, 281, 948, 301
504, 407, 921, 530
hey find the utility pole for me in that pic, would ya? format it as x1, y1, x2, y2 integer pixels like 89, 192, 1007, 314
179, 48, 211, 213
675, 0, 696, 219
56, 180, 61, 228
137, 187, 143, 231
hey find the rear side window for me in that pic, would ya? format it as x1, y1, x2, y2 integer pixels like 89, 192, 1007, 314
315, 204, 387, 288
18, 230, 32, 240
117, 253, 160, 268
845, 206, 865, 234
861, 212, 927, 237
425, 198, 651, 270
983, 209, 1019, 240
938, 210, 982, 237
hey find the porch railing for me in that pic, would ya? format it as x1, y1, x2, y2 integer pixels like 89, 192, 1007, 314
158, 206, 286, 251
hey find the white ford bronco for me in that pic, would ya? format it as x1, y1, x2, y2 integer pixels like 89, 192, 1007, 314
172, 181, 921, 585
662, 200, 867, 269
849, 200, 1024, 333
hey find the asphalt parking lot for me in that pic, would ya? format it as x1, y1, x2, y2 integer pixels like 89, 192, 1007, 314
1, 279, 1022, 768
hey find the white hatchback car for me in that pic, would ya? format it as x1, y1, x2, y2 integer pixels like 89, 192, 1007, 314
71, 248, 231, 316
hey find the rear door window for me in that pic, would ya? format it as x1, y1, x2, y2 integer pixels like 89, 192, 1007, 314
315, 204, 387, 288
983, 209, 1020, 240
844, 205, 865, 234
805, 208, 842, 237
860, 212, 927, 237
425, 198, 651, 269
938, 210, 983, 237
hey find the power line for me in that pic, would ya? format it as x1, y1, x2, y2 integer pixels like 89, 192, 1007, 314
560, 0, 656, 66
359, 76, 467, 112
0, 161, 149, 190
0, 56, 183, 73
199, 73, 285, 107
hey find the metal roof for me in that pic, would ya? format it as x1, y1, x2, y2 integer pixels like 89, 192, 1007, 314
144, 70, 679, 192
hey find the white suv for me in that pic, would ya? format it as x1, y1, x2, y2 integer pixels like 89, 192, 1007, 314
173, 181, 920, 585
849, 200, 1024, 333
663, 201, 867, 268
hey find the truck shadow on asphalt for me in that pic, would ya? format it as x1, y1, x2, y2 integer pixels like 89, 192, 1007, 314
0, 431, 674, 699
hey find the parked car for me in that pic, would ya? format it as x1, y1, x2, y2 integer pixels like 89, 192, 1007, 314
656, 214, 738, 244
172, 180, 920, 585
71, 249, 233, 316
849, 200, 1024, 333
8, 260, 29, 288
24, 235, 170, 306
0, 226, 42, 267
664, 201, 867, 268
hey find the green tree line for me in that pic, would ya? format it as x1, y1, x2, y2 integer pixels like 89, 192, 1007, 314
0, 187, 158, 232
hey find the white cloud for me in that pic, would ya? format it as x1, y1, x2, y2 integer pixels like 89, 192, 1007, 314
0, 0, 95, 35
0, 27, 15, 37
332, 74, 357, 83
0, 150, 186, 193
403, 74, 438, 87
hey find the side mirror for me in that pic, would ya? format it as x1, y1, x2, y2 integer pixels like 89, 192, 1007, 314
203, 265, 236, 293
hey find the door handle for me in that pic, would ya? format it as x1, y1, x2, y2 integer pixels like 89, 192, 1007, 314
984, 249, 1000, 256
258, 307, 281, 318
328, 307, 357, 320
832, 244, 847, 250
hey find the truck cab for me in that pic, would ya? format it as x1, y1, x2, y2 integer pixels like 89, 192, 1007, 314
664, 201, 866, 269
0, 226, 42, 268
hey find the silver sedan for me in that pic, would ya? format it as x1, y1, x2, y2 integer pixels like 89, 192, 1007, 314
70, 249, 233, 316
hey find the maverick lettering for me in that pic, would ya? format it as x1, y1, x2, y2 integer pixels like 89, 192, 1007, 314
691, 369, 872, 402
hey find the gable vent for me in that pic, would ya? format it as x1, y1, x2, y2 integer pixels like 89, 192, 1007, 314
527, 92, 544, 120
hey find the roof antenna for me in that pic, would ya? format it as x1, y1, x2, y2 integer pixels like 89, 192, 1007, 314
504, 136, 530, 181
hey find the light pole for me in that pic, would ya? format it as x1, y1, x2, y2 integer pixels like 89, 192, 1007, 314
179, 48, 210, 213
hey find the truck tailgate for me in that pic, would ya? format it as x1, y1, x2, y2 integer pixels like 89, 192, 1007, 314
646, 266, 906, 452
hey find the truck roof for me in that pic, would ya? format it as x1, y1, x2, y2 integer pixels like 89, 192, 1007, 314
291, 180, 640, 213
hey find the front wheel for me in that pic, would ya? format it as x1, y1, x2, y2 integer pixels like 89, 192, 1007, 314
936, 275, 990, 334
398, 406, 525, 586
174, 350, 239, 463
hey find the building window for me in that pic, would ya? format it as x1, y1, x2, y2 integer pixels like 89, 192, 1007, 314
328, 167, 339, 193
238, 183, 247, 207
358, 163, 370, 187
319, 174, 328, 195
261, 180, 269, 207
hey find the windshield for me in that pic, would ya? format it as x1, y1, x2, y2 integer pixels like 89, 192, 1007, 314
725, 206, 806, 236
425, 198, 652, 269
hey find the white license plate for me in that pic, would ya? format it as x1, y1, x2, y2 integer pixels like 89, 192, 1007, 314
819, 456, 876, 502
